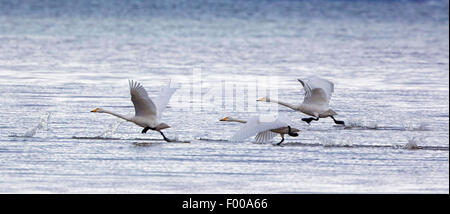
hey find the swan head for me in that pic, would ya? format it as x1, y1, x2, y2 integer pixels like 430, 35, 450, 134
220, 116, 239, 122
220, 117, 246, 123
155, 123, 170, 131
220, 116, 231, 121
91, 107, 104, 113
257, 97, 270, 102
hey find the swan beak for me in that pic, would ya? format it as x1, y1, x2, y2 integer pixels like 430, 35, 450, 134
91, 108, 99, 112
257, 97, 264, 101
220, 117, 228, 121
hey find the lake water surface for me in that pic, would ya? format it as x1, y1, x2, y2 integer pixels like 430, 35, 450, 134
0, 0, 448, 193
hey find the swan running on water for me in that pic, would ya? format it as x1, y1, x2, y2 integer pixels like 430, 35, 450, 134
257, 76, 345, 125
91, 80, 176, 142
220, 116, 300, 145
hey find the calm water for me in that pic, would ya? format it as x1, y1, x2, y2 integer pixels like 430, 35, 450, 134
0, 0, 448, 193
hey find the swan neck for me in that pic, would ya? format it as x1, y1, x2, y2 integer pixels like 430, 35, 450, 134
268, 98, 298, 110
228, 119, 247, 123
102, 109, 132, 121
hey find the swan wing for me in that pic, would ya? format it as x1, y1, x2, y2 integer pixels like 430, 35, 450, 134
298, 76, 334, 105
230, 116, 287, 142
153, 81, 177, 119
255, 131, 278, 144
129, 80, 157, 117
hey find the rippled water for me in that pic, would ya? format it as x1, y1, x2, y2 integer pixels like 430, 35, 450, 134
0, 0, 448, 193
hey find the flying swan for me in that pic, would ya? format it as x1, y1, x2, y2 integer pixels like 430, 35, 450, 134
220, 116, 300, 145
257, 76, 345, 125
91, 80, 176, 142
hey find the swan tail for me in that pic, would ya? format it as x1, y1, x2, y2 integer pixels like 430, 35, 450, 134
325, 109, 338, 116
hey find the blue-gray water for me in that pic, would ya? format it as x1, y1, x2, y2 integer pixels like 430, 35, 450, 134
0, 0, 448, 193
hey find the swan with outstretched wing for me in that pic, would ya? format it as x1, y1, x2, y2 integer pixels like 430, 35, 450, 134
91, 80, 176, 142
220, 116, 300, 145
257, 76, 345, 125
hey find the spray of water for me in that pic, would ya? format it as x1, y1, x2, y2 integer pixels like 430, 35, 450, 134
9, 112, 51, 137
318, 134, 354, 147
401, 122, 431, 131
404, 137, 421, 150
344, 118, 379, 130
344, 118, 431, 131
96, 120, 124, 138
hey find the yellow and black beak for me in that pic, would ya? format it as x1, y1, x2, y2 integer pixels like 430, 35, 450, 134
91, 108, 99, 112
257, 97, 264, 101
219, 117, 228, 121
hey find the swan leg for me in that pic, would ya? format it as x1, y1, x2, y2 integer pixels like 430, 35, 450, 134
301, 117, 319, 124
158, 131, 172, 142
287, 126, 299, 137
330, 116, 345, 125
301, 118, 312, 124
142, 126, 157, 133
276, 135, 285, 146
141, 127, 150, 133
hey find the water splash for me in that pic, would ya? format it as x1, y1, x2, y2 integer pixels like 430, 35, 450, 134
343, 119, 431, 131
9, 112, 51, 138
404, 137, 421, 150
96, 120, 124, 138
318, 134, 354, 147
401, 122, 431, 131
344, 119, 380, 130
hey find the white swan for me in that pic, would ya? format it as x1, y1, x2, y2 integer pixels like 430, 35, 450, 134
91, 80, 176, 142
220, 116, 300, 145
257, 76, 345, 125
